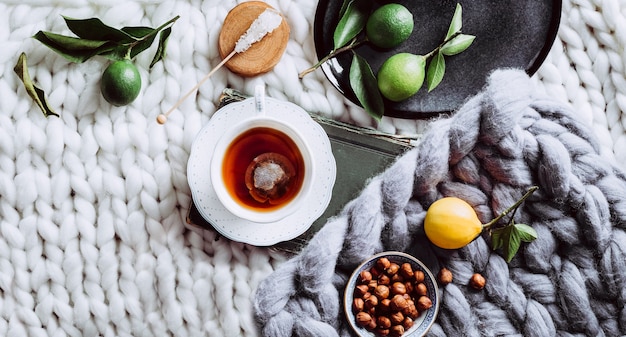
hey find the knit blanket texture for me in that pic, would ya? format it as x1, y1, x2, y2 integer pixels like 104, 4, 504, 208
2, 0, 626, 336
253, 69, 626, 337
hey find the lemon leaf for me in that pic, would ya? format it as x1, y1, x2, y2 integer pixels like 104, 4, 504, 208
339, 0, 351, 17
150, 27, 172, 68
33, 31, 114, 63
13, 52, 59, 118
349, 53, 384, 121
427, 51, 445, 92
491, 229, 504, 251
514, 223, 538, 242
333, 0, 370, 50
34, 16, 178, 64
492, 225, 521, 263
62, 16, 136, 43
446, 3, 463, 40
123, 26, 158, 59
441, 34, 475, 56
492, 223, 537, 263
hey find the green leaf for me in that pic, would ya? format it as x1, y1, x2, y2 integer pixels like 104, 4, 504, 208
150, 27, 171, 68
98, 45, 130, 61
122, 26, 155, 39
97, 27, 156, 61
349, 53, 384, 121
33, 31, 113, 63
514, 223, 538, 242
441, 34, 475, 56
491, 223, 537, 263
122, 26, 157, 59
35, 16, 178, 64
446, 3, 463, 40
491, 229, 504, 251
63, 16, 135, 43
333, 0, 370, 50
339, 0, 352, 17
491, 225, 521, 263
427, 51, 445, 92
13, 52, 59, 118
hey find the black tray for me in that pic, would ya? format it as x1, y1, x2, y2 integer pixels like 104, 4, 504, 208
314, 0, 561, 119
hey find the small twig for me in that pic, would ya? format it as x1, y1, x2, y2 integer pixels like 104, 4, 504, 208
298, 38, 365, 79
482, 186, 539, 229
423, 31, 461, 60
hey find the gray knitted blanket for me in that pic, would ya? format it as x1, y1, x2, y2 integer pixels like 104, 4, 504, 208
253, 69, 626, 336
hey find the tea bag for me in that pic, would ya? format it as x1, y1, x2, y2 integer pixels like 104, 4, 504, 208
245, 153, 295, 204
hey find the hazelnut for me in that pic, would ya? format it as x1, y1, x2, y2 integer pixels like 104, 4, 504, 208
390, 324, 405, 337
352, 298, 364, 312
415, 283, 428, 297
438, 267, 453, 285
389, 311, 405, 325
402, 302, 418, 319
413, 270, 425, 283
378, 298, 391, 314
367, 317, 378, 330
402, 317, 414, 330
376, 257, 391, 270
368, 279, 379, 291
374, 284, 390, 299
404, 281, 414, 295
391, 282, 407, 296
355, 312, 373, 327
359, 270, 372, 283
378, 274, 391, 286
390, 294, 409, 311
370, 266, 382, 279
355, 284, 369, 297
365, 294, 379, 309
470, 273, 486, 290
377, 316, 392, 329
391, 273, 404, 283
386, 263, 400, 276
376, 328, 390, 336
400, 263, 414, 279
417, 295, 433, 312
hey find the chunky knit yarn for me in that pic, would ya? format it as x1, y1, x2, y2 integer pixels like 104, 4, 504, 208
253, 69, 626, 337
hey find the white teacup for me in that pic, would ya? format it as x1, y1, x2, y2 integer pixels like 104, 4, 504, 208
210, 86, 315, 223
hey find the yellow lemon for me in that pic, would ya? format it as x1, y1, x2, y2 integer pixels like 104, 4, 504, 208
424, 197, 483, 249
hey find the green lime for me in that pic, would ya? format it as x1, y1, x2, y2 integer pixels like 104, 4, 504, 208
100, 59, 141, 106
377, 53, 426, 102
366, 4, 414, 49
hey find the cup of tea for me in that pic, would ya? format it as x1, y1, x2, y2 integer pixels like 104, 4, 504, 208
210, 86, 315, 223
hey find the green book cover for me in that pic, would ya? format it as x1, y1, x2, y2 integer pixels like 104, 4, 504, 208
186, 89, 416, 253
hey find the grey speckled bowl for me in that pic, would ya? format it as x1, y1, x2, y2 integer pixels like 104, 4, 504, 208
344, 252, 440, 337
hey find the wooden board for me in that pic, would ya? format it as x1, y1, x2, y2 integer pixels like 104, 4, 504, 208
218, 1, 290, 77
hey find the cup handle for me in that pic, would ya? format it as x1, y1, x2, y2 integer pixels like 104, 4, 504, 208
254, 85, 266, 116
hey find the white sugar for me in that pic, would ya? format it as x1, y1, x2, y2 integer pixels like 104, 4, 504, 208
254, 162, 286, 191
234, 9, 283, 53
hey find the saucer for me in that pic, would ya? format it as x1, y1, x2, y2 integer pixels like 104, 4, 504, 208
187, 97, 336, 246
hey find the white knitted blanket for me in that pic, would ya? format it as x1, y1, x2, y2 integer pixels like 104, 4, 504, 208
0, 0, 624, 336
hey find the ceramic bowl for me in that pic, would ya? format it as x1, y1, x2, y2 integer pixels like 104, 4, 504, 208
344, 251, 440, 337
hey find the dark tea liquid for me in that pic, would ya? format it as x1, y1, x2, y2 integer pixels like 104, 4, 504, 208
221, 127, 305, 211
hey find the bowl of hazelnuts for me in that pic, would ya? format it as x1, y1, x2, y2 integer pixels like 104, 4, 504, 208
344, 252, 440, 337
